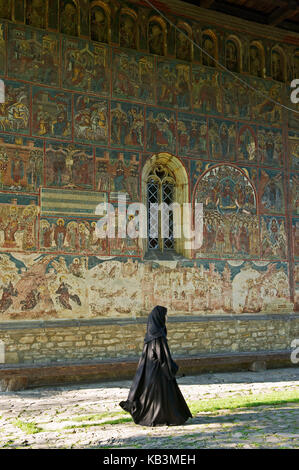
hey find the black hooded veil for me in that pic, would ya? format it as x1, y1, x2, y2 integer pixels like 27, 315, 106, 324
119, 306, 192, 426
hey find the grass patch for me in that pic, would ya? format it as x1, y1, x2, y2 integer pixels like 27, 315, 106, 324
63, 416, 133, 430
58, 410, 128, 423
188, 389, 299, 415
13, 419, 43, 434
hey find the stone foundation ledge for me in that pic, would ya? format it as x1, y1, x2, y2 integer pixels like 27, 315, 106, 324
0, 349, 295, 392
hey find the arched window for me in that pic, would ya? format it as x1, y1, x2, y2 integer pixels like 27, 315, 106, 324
90, 1, 110, 44
60, 0, 79, 36
119, 8, 137, 49
142, 153, 190, 260
148, 16, 167, 56
249, 41, 265, 78
147, 164, 176, 251
202, 30, 218, 67
26, 0, 47, 29
271, 46, 286, 82
176, 22, 192, 62
225, 36, 241, 73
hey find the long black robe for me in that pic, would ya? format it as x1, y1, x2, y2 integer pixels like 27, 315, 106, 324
119, 307, 192, 426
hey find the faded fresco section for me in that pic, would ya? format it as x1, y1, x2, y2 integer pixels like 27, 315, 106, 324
0, 254, 292, 320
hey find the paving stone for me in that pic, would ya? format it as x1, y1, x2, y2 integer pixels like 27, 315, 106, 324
0, 367, 298, 449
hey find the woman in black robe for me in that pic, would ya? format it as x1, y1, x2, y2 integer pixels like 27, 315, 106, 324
119, 305, 192, 426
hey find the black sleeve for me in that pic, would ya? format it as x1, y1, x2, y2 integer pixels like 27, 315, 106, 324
154, 336, 179, 380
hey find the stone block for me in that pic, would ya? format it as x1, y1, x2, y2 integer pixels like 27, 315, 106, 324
249, 360, 267, 372
5, 352, 19, 364
0, 377, 28, 392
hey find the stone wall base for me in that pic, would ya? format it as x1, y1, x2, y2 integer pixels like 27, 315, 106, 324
0, 314, 298, 390
0, 349, 295, 391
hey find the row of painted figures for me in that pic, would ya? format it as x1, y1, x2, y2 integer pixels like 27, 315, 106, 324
0, 202, 297, 260
0, 0, 296, 84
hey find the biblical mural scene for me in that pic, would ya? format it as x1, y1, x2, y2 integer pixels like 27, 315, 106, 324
45, 142, 93, 190
192, 67, 221, 115
0, 197, 39, 253
259, 169, 285, 215
111, 101, 144, 149
32, 87, 72, 140
0, 81, 30, 134
288, 132, 299, 170
96, 149, 140, 201
236, 125, 257, 162
0, 135, 43, 192
39, 216, 108, 256
258, 127, 283, 167
0, 255, 292, 320
222, 73, 250, 120
208, 119, 236, 161
194, 165, 258, 259
157, 60, 191, 110
112, 49, 155, 103
74, 95, 108, 144
8, 24, 60, 86
261, 216, 287, 259
177, 113, 207, 157
62, 37, 110, 94
250, 78, 283, 124
146, 108, 176, 153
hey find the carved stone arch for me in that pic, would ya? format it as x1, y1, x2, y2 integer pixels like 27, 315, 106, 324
90, 0, 111, 44
148, 15, 167, 56
249, 41, 265, 78
119, 6, 138, 49
142, 152, 191, 259
176, 21, 193, 62
202, 29, 218, 67
225, 34, 242, 73
60, 0, 80, 36
271, 45, 286, 83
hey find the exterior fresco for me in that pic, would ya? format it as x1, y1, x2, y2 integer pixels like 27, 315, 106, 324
194, 165, 258, 259
0, 1, 297, 320
112, 49, 155, 104
0, 135, 43, 192
0, 81, 30, 134
8, 23, 59, 86
62, 37, 110, 95
32, 87, 72, 140
96, 149, 140, 201
0, 255, 292, 320
45, 142, 93, 190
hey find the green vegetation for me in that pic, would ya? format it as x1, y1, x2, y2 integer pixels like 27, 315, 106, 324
63, 416, 133, 430
13, 419, 43, 434
188, 390, 299, 415
59, 410, 128, 423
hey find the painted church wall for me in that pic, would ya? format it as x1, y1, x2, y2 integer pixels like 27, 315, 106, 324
0, 2, 297, 322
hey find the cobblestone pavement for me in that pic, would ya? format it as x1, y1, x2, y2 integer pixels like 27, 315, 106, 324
0, 367, 298, 449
